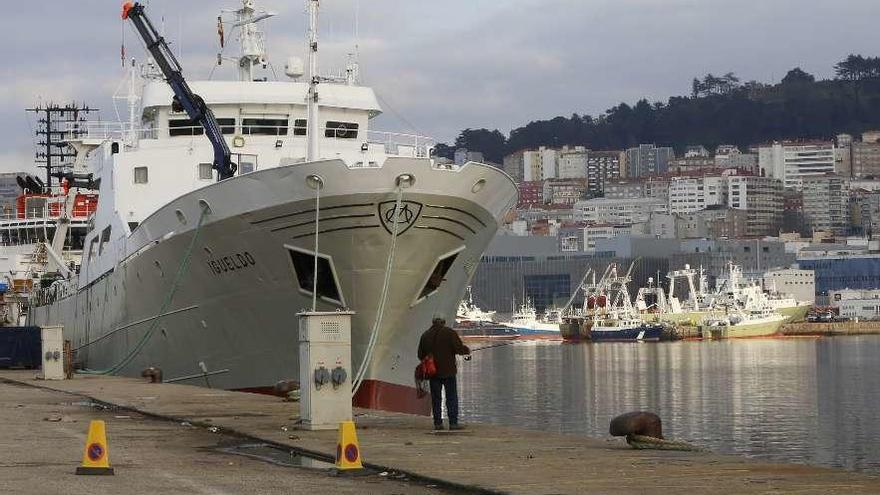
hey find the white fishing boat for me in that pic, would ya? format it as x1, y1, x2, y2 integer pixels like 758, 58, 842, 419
699, 306, 786, 340
499, 298, 559, 334
456, 286, 496, 324
26, 0, 517, 415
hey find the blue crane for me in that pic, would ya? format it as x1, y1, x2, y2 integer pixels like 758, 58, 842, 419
122, 2, 237, 180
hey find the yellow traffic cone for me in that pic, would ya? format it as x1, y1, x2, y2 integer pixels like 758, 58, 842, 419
76, 420, 114, 475
335, 420, 363, 470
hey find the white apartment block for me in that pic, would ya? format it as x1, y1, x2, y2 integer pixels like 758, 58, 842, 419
758, 141, 836, 190
557, 146, 588, 179
522, 150, 542, 182
727, 175, 783, 237
802, 174, 849, 236
540, 146, 559, 180
667, 176, 727, 215
573, 197, 667, 225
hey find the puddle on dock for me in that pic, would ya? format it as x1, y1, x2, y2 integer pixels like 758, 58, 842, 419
217, 443, 336, 470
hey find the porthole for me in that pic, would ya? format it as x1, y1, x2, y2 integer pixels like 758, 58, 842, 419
471, 178, 486, 193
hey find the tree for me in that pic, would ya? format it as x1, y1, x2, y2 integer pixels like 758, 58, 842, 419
781, 67, 815, 84
454, 128, 507, 163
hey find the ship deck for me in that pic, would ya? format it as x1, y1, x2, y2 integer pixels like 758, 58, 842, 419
2, 370, 877, 494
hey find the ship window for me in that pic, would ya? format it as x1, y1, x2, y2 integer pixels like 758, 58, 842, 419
239, 159, 255, 174
325, 121, 359, 139
169, 119, 204, 136
285, 245, 344, 305
87, 237, 98, 263
234, 154, 258, 175
198, 163, 213, 180
134, 167, 149, 184
242, 118, 288, 136
98, 226, 111, 255
418, 252, 459, 300
217, 118, 236, 135
293, 119, 307, 136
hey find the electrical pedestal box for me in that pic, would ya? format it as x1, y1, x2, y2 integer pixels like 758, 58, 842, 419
39, 325, 65, 380
298, 311, 354, 430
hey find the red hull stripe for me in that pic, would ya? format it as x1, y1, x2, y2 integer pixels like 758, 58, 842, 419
234, 379, 431, 416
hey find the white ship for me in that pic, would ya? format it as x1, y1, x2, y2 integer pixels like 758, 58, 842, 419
456, 286, 496, 324
27, 1, 517, 415
699, 306, 787, 339
499, 298, 560, 334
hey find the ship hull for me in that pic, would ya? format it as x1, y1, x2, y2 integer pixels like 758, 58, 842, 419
699, 318, 785, 339
777, 304, 811, 323
560, 318, 593, 341
29, 158, 517, 415
590, 324, 664, 342
659, 303, 810, 326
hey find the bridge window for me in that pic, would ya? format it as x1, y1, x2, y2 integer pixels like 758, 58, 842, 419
198, 163, 213, 180
169, 119, 204, 136
293, 119, 307, 136
134, 167, 149, 184
325, 121, 359, 139
242, 118, 288, 136
217, 118, 236, 135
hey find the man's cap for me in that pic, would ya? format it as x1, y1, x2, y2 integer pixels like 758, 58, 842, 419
432, 313, 445, 321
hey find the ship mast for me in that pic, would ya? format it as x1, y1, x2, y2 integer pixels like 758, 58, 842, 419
306, 0, 319, 162
232, 0, 274, 82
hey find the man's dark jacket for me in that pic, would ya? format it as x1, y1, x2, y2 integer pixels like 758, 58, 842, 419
417, 323, 470, 378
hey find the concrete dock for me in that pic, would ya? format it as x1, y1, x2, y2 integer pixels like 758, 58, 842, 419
2, 370, 878, 494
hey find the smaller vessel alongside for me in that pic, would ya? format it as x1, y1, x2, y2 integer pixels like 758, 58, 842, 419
699, 306, 786, 340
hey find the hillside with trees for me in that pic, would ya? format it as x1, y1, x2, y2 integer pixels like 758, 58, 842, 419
436, 54, 880, 162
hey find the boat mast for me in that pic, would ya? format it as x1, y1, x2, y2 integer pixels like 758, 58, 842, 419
306, 0, 320, 162
232, 0, 274, 82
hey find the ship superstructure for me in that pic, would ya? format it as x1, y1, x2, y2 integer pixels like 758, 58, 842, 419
27, 0, 517, 415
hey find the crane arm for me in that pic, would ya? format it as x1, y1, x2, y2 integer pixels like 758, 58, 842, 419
122, 2, 236, 180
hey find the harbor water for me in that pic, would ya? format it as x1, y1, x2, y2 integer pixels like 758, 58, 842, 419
459, 336, 880, 472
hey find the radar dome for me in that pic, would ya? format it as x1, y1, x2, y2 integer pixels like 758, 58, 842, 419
284, 57, 304, 79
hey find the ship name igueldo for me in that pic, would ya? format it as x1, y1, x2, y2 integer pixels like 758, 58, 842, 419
206, 252, 257, 275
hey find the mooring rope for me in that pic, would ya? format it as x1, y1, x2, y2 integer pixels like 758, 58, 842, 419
79, 203, 210, 375
352, 185, 405, 395
625, 434, 704, 452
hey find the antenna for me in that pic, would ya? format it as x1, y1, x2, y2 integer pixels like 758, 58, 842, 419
25, 103, 96, 191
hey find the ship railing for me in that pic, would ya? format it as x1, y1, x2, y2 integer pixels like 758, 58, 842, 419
364, 130, 435, 159
63, 122, 452, 166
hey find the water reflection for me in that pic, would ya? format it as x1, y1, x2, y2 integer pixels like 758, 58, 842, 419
458, 336, 880, 472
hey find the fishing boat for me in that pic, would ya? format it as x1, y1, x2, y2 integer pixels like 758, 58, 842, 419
26, 0, 517, 415
589, 313, 664, 342
698, 306, 786, 340
456, 286, 496, 324
589, 262, 664, 342
499, 298, 560, 334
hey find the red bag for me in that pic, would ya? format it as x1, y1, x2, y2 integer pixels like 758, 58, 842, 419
416, 355, 437, 379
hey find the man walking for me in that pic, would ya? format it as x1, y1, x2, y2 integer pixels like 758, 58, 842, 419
418, 314, 471, 430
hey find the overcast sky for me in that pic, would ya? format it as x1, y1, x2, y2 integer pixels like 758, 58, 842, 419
3, 0, 880, 174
